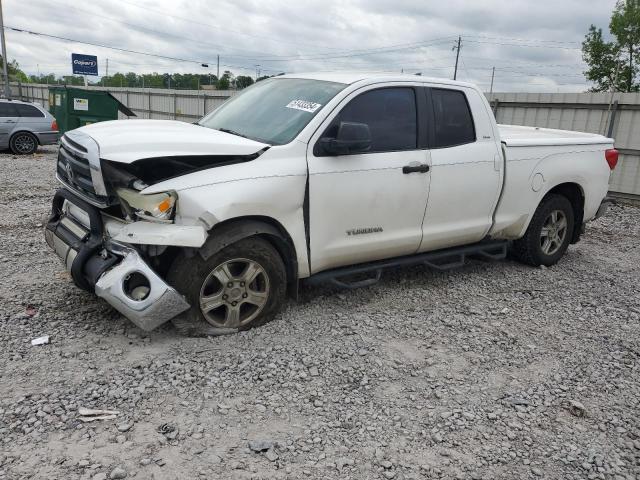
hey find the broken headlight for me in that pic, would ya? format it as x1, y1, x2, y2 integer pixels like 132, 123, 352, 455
116, 188, 177, 223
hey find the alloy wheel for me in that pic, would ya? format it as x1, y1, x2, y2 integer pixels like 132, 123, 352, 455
14, 134, 36, 154
540, 209, 568, 256
199, 258, 270, 328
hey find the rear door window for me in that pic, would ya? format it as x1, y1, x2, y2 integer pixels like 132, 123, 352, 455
431, 89, 476, 148
0, 102, 18, 117
15, 104, 45, 118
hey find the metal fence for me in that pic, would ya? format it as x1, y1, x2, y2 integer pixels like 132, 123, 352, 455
9, 83, 640, 198
10, 82, 235, 122
487, 92, 640, 199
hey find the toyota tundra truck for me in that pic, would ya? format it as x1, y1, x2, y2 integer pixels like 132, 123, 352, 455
45, 73, 617, 335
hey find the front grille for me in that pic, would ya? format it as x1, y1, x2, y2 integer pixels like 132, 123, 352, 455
56, 135, 110, 206
57, 146, 95, 194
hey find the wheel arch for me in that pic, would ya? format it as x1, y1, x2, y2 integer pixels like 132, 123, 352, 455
198, 216, 299, 298
10, 130, 40, 146
541, 182, 585, 244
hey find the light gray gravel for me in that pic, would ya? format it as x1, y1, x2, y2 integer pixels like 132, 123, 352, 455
1, 146, 639, 480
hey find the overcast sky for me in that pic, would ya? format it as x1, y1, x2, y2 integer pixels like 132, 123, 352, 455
6, 0, 618, 92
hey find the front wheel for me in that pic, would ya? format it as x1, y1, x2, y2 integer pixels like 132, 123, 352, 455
167, 237, 287, 336
511, 194, 575, 267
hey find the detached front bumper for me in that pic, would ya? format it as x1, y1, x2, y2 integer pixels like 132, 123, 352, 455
45, 189, 190, 331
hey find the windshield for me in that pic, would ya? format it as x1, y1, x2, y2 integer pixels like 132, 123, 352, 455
198, 78, 346, 145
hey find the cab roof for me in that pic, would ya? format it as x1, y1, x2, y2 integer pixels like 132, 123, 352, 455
277, 71, 477, 89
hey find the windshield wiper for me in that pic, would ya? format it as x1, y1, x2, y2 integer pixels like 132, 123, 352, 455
217, 128, 250, 139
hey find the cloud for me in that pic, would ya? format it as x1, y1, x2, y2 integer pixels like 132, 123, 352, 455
7, 0, 619, 92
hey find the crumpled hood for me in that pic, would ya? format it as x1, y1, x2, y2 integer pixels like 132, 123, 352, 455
76, 119, 269, 163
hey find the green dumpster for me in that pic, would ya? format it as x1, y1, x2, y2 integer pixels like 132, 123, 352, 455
48, 86, 136, 135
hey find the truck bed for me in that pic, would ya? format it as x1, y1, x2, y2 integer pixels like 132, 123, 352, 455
498, 124, 612, 147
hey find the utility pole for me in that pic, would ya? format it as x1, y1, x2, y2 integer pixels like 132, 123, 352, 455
0, 0, 11, 99
255, 64, 260, 81
489, 66, 495, 95
629, 42, 633, 93
453, 36, 461, 81
216, 54, 220, 80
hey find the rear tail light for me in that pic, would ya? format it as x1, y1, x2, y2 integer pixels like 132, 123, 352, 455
605, 149, 619, 170
51, 119, 58, 131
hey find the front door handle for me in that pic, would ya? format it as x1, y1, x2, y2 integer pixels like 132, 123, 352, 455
402, 163, 430, 174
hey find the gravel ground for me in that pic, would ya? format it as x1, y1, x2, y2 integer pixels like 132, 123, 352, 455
1, 146, 639, 480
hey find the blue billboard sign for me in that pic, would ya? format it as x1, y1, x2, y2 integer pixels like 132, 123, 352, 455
71, 54, 98, 76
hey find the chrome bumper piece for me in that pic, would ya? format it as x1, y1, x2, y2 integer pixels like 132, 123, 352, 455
94, 245, 189, 331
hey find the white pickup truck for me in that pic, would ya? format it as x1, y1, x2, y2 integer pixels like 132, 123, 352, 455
45, 73, 618, 335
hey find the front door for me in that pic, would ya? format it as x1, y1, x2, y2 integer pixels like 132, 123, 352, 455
307, 86, 431, 273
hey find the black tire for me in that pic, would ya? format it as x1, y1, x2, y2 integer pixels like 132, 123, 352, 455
511, 194, 575, 267
9, 132, 38, 155
167, 237, 286, 336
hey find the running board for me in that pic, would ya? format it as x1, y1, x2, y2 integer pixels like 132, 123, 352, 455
305, 240, 508, 290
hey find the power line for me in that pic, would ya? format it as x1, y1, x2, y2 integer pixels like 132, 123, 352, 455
245, 37, 458, 62
463, 39, 581, 51
464, 34, 580, 46
39, 2, 273, 59
4, 26, 280, 74
24, 1, 463, 64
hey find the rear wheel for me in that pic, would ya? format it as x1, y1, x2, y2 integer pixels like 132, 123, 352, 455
168, 237, 286, 336
511, 194, 575, 267
10, 132, 38, 155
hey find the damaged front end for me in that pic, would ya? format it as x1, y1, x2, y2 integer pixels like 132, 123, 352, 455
45, 188, 192, 331
47, 130, 254, 331
47, 126, 268, 330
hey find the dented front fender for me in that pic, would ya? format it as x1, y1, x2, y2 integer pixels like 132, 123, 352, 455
111, 222, 207, 248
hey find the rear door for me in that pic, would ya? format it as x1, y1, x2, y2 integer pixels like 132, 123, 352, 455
0, 102, 19, 148
418, 87, 503, 252
307, 85, 432, 273
15, 103, 46, 130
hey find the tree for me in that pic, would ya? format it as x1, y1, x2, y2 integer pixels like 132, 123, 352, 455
583, 0, 640, 92
125, 72, 137, 87
610, 0, 640, 91
0, 57, 28, 82
60, 75, 85, 86
235, 75, 254, 89
217, 70, 233, 90
30, 73, 56, 84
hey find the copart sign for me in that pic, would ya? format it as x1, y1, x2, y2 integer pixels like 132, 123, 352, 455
71, 54, 98, 76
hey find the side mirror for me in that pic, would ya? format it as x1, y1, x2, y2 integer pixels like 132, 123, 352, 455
320, 121, 372, 155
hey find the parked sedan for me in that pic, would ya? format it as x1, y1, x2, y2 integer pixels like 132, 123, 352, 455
0, 99, 59, 154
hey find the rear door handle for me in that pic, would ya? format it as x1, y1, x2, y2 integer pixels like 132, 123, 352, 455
402, 163, 430, 174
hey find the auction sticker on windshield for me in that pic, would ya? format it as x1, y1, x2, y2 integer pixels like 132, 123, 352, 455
286, 100, 322, 113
